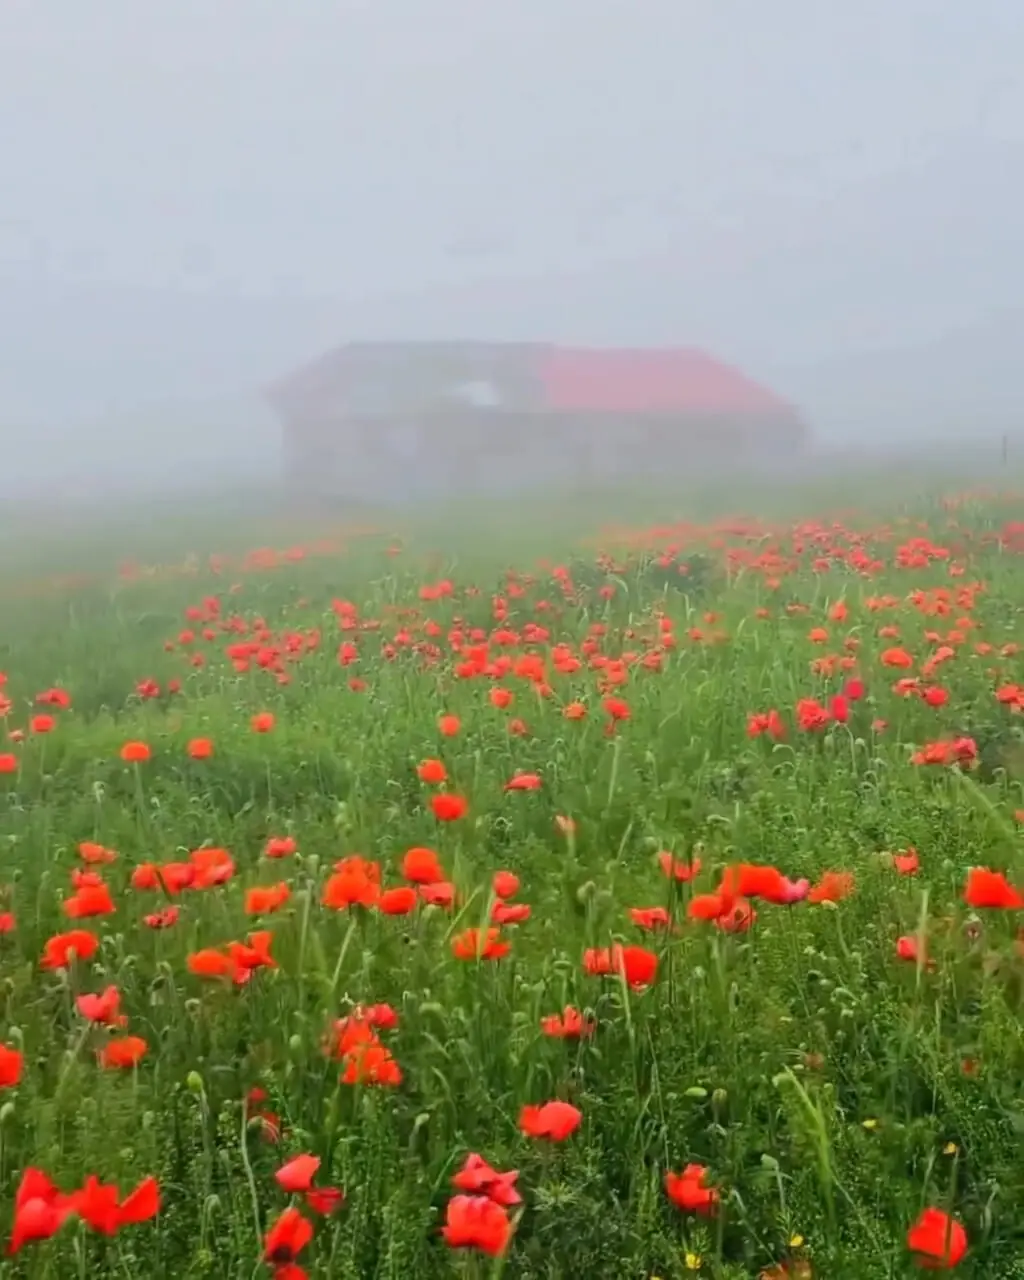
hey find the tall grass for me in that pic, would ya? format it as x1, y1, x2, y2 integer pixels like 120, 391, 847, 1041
0, 480, 1022, 1276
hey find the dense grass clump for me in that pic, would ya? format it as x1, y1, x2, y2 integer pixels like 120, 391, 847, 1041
0, 487, 1024, 1276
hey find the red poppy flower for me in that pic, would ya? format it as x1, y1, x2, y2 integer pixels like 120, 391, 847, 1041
0, 1044, 22, 1088
244, 882, 291, 915
504, 772, 541, 792
64, 883, 116, 919
492, 871, 520, 899
190, 847, 235, 888
419, 880, 456, 908
322, 857, 381, 909
275, 1155, 320, 1193
658, 852, 702, 881
417, 758, 447, 784
74, 1174, 160, 1234
491, 901, 531, 925
340, 1042, 402, 1087
431, 793, 468, 821
188, 948, 236, 979
131, 861, 194, 894
76, 986, 126, 1027
111, 1175, 160, 1228
71, 869, 104, 890
401, 847, 445, 884
325, 1016, 377, 1060
358, 1002, 398, 1030
629, 906, 671, 931
906, 1207, 967, 1268
264, 1207, 313, 1266
451, 1153, 521, 1207
144, 906, 180, 929
717, 898, 757, 933
688, 892, 730, 922
540, 1006, 595, 1039
795, 697, 831, 732
36, 688, 71, 708
441, 1194, 513, 1256
963, 867, 1024, 909
720, 864, 807, 906
891, 849, 920, 875
747, 709, 787, 740
807, 871, 855, 904
912, 738, 978, 767
452, 928, 509, 961
41, 929, 99, 969
305, 1186, 344, 1215
78, 842, 116, 865
895, 935, 933, 969
97, 1036, 148, 1069
664, 1163, 719, 1216
582, 944, 657, 989
518, 1100, 582, 1141
8, 1167, 76, 1253
227, 931, 276, 981
378, 886, 418, 915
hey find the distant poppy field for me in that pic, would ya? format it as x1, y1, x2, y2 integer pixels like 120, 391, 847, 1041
2, 490, 1024, 1277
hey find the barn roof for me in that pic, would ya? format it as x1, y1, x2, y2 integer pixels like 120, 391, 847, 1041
268, 341, 793, 418
537, 346, 789, 415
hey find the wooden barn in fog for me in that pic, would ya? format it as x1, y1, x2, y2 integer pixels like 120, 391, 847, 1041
267, 341, 807, 502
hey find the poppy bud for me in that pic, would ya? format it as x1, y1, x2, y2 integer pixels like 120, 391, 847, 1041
186, 1070, 205, 1095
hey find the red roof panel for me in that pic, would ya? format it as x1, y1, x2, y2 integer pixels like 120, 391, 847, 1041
538, 346, 788, 415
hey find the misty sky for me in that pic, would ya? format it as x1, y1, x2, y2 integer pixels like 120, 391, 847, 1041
4, 0, 1023, 294
2, 0, 1024, 472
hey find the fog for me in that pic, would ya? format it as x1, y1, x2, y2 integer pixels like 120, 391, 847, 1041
2, 0, 1024, 500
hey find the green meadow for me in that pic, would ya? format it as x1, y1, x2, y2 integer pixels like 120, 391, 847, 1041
0, 478, 1022, 1277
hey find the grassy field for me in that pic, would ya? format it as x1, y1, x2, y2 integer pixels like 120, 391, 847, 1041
1, 480, 1024, 1277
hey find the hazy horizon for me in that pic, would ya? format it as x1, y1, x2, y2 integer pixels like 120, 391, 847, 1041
3, 1, 1024, 492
